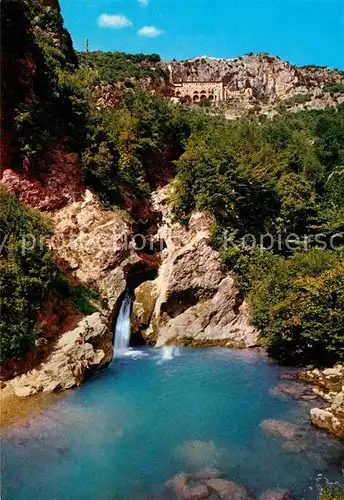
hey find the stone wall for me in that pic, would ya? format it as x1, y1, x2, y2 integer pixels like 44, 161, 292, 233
172, 81, 224, 102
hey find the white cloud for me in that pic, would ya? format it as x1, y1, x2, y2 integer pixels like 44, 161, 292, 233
98, 14, 132, 29
138, 25, 163, 37
138, 0, 149, 7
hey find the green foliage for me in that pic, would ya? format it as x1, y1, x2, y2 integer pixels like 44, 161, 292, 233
54, 276, 99, 315
282, 93, 311, 107
199, 97, 212, 108
28, 1, 77, 69
0, 187, 56, 361
77, 51, 168, 84
4, 2, 344, 367
247, 249, 344, 366
324, 166, 344, 207
320, 488, 344, 500
319, 476, 344, 500
301, 64, 328, 70
174, 105, 344, 366
3, 0, 85, 162
324, 82, 344, 95
82, 89, 192, 205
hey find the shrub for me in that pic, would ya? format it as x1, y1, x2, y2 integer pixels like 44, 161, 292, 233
77, 51, 168, 84
324, 82, 344, 95
82, 89, 191, 205
250, 249, 344, 366
0, 187, 56, 361
282, 93, 311, 107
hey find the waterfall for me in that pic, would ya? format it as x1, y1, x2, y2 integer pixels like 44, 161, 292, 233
158, 346, 180, 363
113, 293, 131, 358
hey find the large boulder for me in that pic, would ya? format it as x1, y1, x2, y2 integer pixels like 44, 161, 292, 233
10, 312, 112, 397
50, 189, 133, 309
166, 470, 249, 500
131, 187, 257, 348
259, 419, 301, 440
258, 490, 290, 500
309, 390, 344, 438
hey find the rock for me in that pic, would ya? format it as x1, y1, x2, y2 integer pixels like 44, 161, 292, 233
166, 470, 249, 500
49, 190, 132, 308
281, 441, 307, 453
258, 489, 290, 500
310, 404, 344, 438
132, 187, 257, 348
1, 149, 84, 211
165, 55, 344, 115
331, 390, 344, 417
297, 365, 344, 438
260, 419, 300, 440
298, 364, 343, 392
132, 281, 158, 342
269, 382, 318, 401
205, 479, 248, 500
5, 189, 146, 395
10, 312, 112, 397
12, 386, 37, 398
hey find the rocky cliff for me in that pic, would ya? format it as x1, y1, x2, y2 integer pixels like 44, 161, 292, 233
132, 187, 257, 348
167, 54, 344, 102
7, 189, 153, 395
79, 53, 344, 116
5, 184, 257, 397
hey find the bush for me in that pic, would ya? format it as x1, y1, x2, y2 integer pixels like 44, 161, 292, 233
77, 51, 168, 84
82, 89, 191, 205
282, 93, 311, 107
54, 276, 99, 315
324, 82, 344, 95
318, 475, 344, 500
0, 187, 56, 361
249, 249, 344, 366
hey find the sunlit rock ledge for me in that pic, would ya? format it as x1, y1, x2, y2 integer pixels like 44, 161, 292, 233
299, 364, 344, 438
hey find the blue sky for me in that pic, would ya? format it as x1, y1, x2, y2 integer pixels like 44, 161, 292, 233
60, 0, 344, 68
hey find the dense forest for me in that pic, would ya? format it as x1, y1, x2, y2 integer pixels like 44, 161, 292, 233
1, 0, 343, 368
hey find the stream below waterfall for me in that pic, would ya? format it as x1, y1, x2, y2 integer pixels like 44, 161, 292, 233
2, 348, 343, 499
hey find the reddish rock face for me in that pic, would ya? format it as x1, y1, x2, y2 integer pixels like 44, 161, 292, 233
1, 147, 85, 211
0, 0, 37, 173
1, 0, 80, 209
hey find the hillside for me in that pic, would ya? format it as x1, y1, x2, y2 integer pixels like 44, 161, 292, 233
166, 54, 344, 116
167, 54, 344, 99
76, 51, 344, 115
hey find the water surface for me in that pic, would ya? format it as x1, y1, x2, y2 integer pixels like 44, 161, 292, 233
2, 348, 343, 499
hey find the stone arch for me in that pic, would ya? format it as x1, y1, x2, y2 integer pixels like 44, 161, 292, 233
176, 91, 181, 97
193, 92, 199, 102
200, 94, 207, 100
